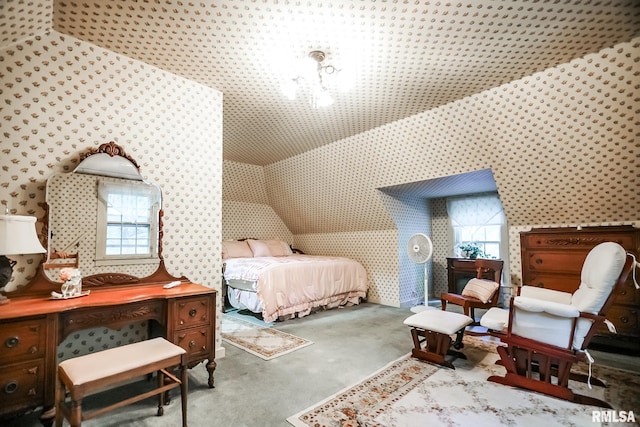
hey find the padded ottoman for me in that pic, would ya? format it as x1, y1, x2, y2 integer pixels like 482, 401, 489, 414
404, 309, 473, 369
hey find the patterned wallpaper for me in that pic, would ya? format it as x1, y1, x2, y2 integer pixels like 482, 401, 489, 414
0, 31, 223, 359
2, 2, 637, 362
222, 38, 639, 307
378, 190, 433, 307
222, 161, 293, 243
45, 0, 640, 167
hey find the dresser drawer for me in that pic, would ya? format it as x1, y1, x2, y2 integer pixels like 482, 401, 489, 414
523, 271, 580, 293
175, 296, 212, 329
523, 251, 585, 273
613, 280, 640, 305
173, 327, 213, 361
0, 318, 47, 365
0, 359, 45, 415
521, 233, 636, 250
597, 305, 639, 337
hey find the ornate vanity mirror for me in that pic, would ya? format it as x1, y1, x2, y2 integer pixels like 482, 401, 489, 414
12, 142, 184, 297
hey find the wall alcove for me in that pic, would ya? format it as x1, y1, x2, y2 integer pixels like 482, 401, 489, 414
378, 168, 506, 308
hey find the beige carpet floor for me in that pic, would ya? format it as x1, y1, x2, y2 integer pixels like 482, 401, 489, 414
222, 314, 313, 360
288, 335, 640, 426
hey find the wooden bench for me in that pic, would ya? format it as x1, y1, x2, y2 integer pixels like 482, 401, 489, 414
55, 338, 188, 427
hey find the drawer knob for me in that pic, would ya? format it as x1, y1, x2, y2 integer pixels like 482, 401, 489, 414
4, 381, 18, 394
189, 340, 196, 349
5, 337, 19, 348
189, 309, 197, 317
535, 258, 543, 265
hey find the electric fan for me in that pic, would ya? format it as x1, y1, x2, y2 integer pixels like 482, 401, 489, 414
406, 233, 434, 313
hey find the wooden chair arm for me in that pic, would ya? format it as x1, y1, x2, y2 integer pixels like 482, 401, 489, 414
440, 293, 469, 305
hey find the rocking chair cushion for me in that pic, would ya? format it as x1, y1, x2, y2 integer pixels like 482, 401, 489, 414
519, 286, 572, 304
479, 307, 508, 331
461, 278, 499, 303
513, 297, 580, 318
404, 310, 473, 335
572, 242, 627, 313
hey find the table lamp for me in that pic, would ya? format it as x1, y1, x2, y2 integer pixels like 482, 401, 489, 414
0, 214, 47, 304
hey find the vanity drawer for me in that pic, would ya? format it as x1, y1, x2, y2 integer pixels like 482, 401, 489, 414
0, 359, 45, 415
61, 301, 165, 335
173, 326, 213, 361
0, 318, 47, 365
175, 296, 212, 329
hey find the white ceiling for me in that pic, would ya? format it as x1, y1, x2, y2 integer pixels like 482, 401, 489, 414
51, 1, 640, 166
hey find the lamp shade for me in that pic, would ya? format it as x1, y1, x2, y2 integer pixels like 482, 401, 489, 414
0, 215, 47, 256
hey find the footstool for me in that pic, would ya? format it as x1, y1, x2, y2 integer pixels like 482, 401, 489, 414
403, 309, 473, 369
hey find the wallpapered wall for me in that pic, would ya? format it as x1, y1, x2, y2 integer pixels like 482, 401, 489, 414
0, 31, 223, 359
223, 38, 639, 307
222, 161, 293, 243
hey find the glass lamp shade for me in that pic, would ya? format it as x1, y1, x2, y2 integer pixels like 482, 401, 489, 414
0, 215, 47, 256
74, 153, 143, 181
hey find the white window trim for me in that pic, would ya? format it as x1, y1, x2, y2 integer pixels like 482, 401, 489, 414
95, 180, 160, 267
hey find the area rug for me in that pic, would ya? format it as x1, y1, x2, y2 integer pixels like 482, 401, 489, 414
221, 315, 313, 360
287, 336, 640, 426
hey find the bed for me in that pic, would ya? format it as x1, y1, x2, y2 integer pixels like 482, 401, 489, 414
222, 239, 368, 322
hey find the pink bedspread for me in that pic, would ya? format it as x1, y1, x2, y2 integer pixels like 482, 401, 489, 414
223, 255, 368, 322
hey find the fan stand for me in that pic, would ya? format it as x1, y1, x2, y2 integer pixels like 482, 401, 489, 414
410, 263, 434, 313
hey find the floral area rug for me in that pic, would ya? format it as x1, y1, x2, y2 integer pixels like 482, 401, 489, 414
221, 314, 313, 360
287, 336, 640, 426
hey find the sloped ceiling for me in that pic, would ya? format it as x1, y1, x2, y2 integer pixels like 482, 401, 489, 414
31, 0, 639, 166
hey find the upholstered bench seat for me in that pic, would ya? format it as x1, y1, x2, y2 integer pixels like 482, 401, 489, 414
55, 337, 188, 427
404, 309, 473, 369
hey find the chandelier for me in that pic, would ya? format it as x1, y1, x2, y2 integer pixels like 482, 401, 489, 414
280, 50, 350, 108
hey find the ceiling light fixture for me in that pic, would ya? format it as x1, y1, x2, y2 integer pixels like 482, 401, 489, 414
281, 50, 350, 108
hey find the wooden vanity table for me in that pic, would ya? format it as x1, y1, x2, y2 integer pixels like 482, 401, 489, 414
0, 142, 217, 425
0, 270, 217, 425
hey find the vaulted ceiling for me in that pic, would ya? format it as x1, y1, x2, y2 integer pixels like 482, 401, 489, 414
40, 1, 638, 165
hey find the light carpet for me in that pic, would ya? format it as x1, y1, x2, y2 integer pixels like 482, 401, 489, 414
221, 314, 313, 360
288, 336, 640, 426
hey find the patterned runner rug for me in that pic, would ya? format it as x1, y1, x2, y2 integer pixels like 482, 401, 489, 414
287, 336, 640, 426
222, 315, 313, 360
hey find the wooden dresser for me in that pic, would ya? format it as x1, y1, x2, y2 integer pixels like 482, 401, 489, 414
520, 225, 640, 351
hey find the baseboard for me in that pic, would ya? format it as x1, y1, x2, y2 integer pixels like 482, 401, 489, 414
400, 297, 422, 309
216, 345, 226, 359
400, 298, 441, 309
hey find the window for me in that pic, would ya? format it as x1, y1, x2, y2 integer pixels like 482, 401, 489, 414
96, 180, 160, 265
453, 224, 502, 259
446, 193, 506, 260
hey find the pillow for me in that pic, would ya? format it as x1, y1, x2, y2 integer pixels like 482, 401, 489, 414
246, 239, 272, 257
221, 240, 253, 260
247, 239, 293, 257
461, 278, 499, 303
263, 239, 293, 257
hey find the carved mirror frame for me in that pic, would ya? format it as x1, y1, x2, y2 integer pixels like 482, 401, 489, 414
9, 142, 186, 298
